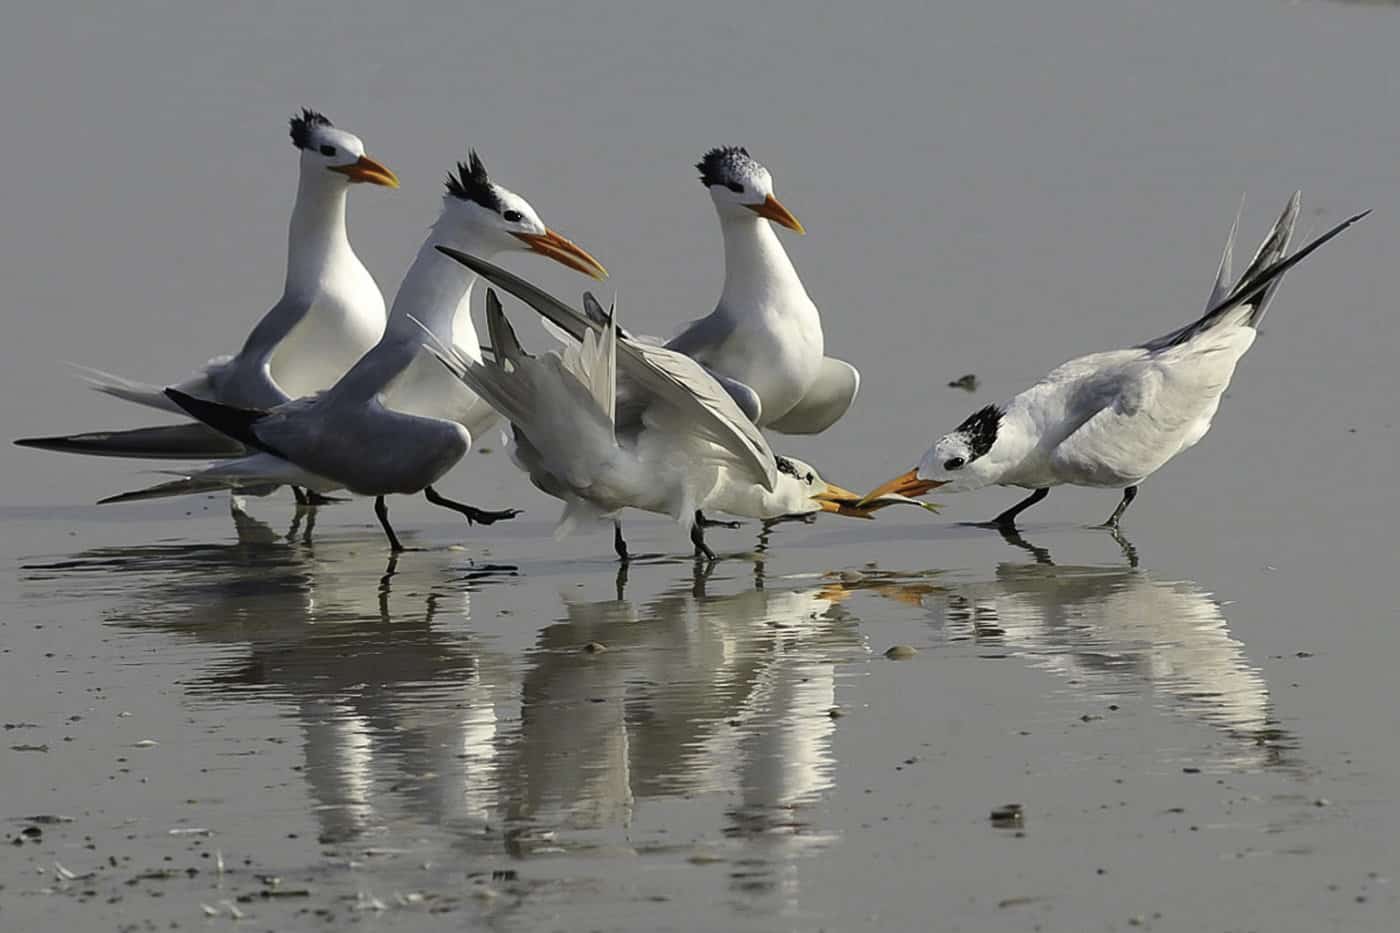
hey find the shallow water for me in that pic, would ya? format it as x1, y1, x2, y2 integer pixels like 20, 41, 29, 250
4, 0, 1400, 930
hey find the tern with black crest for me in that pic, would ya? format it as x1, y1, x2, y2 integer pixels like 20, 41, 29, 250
665, 147, 859, 435
861, 194, 1369, 529
18, 110, 399, 475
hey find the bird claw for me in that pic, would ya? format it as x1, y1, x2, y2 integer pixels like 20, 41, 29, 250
698, 517, 743, 529
464, 507, 522, 526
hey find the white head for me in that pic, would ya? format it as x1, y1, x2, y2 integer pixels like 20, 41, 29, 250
862, 404, 1006, 503
289, 109, 398, 189
696, 146, 804, 233
435, 151, 607, 279
761, 455, 864, 518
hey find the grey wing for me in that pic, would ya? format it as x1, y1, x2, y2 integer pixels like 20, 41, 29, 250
702, 367, 762, 424
662, 306, 738, 362
766, 357, 859, 435
437, 249, 778, 491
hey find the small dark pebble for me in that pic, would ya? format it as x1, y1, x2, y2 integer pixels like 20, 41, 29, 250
1182, 767, 1201, 774
990, 803, 1024, 827
948, 374, 979, 392
491, 869, 517, 882
1296, 651, 1314, 658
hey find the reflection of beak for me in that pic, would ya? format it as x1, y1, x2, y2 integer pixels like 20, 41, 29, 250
511, 229, 608, 280
857, 469, 947, 507
746, 194, 805, 234
811, 482, 877, 519
328, 154, 400, 188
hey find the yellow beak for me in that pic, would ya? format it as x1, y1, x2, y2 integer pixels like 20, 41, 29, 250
328, 153, 399, 188
857, 469, 947, 508
511, 228, 609, 280
746, 194, 805, 234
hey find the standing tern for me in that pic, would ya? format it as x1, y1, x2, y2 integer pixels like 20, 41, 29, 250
429, 252, 874, 561
664, 147, 859, 434
17, 110, 397, 480
97, 152, 607, 551
861, 194, 1369, 529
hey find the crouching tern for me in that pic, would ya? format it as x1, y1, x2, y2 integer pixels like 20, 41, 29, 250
95, 151, 607, 551
861, 194, 1368, 529
664, 147, 859, 435
428, 251, 875, 561
17, 110, 399, 473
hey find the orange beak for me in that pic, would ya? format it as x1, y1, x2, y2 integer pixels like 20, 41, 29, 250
857, 469, 947, 508
746, 194, 805, 234
512, 228, 609, 280
811, 482, 876, 519
328, 154, 400, 188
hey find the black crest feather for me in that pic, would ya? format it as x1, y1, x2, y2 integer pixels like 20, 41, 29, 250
955, 404, 1003, 461
696, 146, 754, 187
289, 109, 333, 150
775, 455, 799, 478
445, 150, 502, 211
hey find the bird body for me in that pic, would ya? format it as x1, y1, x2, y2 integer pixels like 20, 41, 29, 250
862, 194, 1369, 528
665, 147, 858, 434
79, 110, 397, 416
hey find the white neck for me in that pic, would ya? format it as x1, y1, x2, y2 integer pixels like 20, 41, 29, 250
325, 215, 494, 403
285, 167, 353, 297
717, 211, 807, 311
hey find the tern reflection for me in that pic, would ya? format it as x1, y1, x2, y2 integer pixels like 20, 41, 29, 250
25, 505, 515, 843
834, 530, 1290, 768
502, 569, 863, 854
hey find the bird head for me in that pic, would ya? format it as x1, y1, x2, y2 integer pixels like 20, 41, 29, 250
289, 109, 398, 188
859, 404, 1005, 505
763, 455, 868, 517
439, 151, 607, 280
696, 146, 803, 233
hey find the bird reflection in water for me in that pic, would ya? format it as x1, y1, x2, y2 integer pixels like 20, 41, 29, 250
29, 520, 868, 911
828, 527, 1293, 769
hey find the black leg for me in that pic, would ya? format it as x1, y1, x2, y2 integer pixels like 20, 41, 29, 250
424, 485, 521, 526
994, 525, 1054, 565
690, 520, 717, 562
292, 486, 308, 507
305, 490, 346, 505
375, 496, 405, 552
1101, 486, 1138, 530
695, 509, 742, 530
613, 521, 630, 563
987, 487, 1049, 529
762, 512, 817, 529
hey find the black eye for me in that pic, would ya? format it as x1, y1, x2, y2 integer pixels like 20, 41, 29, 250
503, 210, 523, 223
319, 145, 337, 157
943, 457, 966, 471
726, 181, 744, 193
805, 472, 814, 484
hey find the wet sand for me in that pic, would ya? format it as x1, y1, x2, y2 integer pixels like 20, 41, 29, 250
2, 498, 1397, 931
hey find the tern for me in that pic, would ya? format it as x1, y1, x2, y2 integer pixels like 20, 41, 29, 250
861, 194, 1369, 529
96, 152, 608, 551
429, 251, 909, 560
17, 110, 399, 471
664, 147, 859, 434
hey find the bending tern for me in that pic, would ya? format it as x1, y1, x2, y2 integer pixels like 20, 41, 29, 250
430, 251, 893, 560
431, 283, 861, 561
861, 194, 1369, 529
97, 152, 607, 551
665, 147, 859, 434
17, 110, 398, 469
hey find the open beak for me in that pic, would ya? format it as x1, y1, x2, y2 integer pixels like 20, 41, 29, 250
747, 194, 805, 234
512, 229, 609, 280
857, 469, 947, 508
328, 154, 400, 188
811, 482, 879, 519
